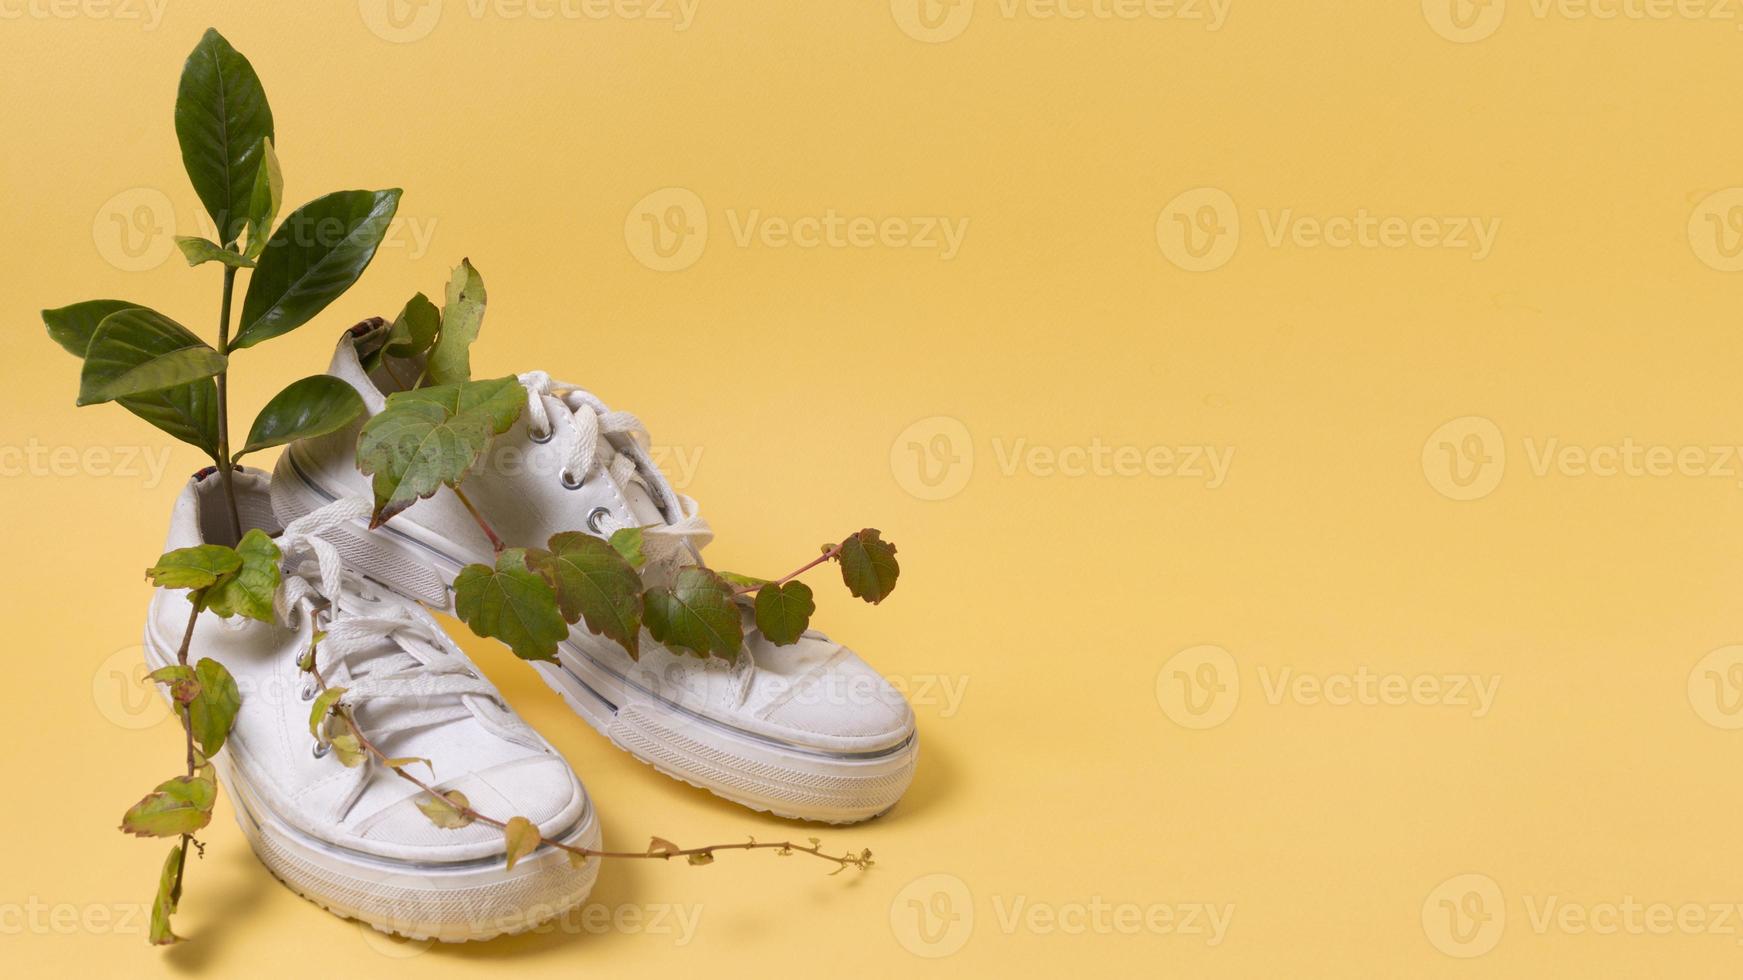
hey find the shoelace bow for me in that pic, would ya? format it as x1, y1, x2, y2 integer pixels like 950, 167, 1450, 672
518, 371, 712, 571
275, 499, 516, 815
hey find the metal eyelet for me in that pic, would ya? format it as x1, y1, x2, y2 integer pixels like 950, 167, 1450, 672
312, 741, 330, 759
529, 426, 553, 445
299, 683, 315, 702
560, 470, 584, 490
586, 507, 610, 533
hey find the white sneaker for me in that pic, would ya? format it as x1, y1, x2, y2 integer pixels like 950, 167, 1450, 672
271, 325, 918, 824
144, 468, 601, 942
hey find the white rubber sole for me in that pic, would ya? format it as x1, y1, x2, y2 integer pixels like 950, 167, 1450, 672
143, 627, 602, 942
274, 451, 919, 825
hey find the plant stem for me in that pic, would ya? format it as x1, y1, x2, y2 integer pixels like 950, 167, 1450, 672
305, 646, 868, 873
452, 486, 505, 553
170, 602, 201, 900
734, 545, 842, 595
213, 265, 243, 543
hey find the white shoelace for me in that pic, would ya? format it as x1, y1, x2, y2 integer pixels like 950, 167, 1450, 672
275, 498, 511, 816
517, 371, 713, 570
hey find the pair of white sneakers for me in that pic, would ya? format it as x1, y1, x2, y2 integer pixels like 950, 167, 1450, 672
143, 324, 918, 942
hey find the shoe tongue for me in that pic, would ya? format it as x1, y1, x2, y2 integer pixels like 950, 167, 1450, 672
620, 478, 667, 527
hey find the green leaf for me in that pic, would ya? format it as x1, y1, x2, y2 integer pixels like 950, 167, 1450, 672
42, 298, 136, 357
308, 686, 346, 741
54, 304, 223, 458
453, 549, 568, 662
77, 309, 226, 406
188, 658, 241, 757
355, 376, 525, 526
835, 529, 900, 604
149, 843, 183, 945
754, 581, 815, 646
234, 376, 365, 460
120, 383, 223, 462
147, 665, 201, 704
425, 259, 486, 385
535, 532, 643, 659
120, 774, 216, 838
146, 544, 241, 591
175, 28, 274, 245
717, 570, 770, 589
381, 756, 433, 775
503, 815, 540, 871
644, 566, 743, 662
384, 291, 441, 358
416, 789, 474, 830
202, 529, 281, 623
232, 188, 403, 349
174, 236, 255, 269
243, 136, 283, 260
609, 527, 647, 568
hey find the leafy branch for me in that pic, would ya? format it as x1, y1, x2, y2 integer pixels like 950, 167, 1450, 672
46, 28, 393, 541
353, 263, 903, 665
125, 532, 282, 943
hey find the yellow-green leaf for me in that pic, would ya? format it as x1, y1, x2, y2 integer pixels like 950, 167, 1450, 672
149, 843, 183, 945
503, 815, 540, 871
426, 259, 486, 385
121, 775, 216, 838
188, 658, 241, 756
202, 529, 280, 623
308, 686, 346, 741
415, 790, 474, 829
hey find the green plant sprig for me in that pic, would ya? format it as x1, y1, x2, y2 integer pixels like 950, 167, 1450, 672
127, 531, 284, 943
351, 264, 903, 665
44, 28, 397, 540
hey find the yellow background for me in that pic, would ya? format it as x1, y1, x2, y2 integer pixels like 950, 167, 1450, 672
5, 0, 1743, 974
